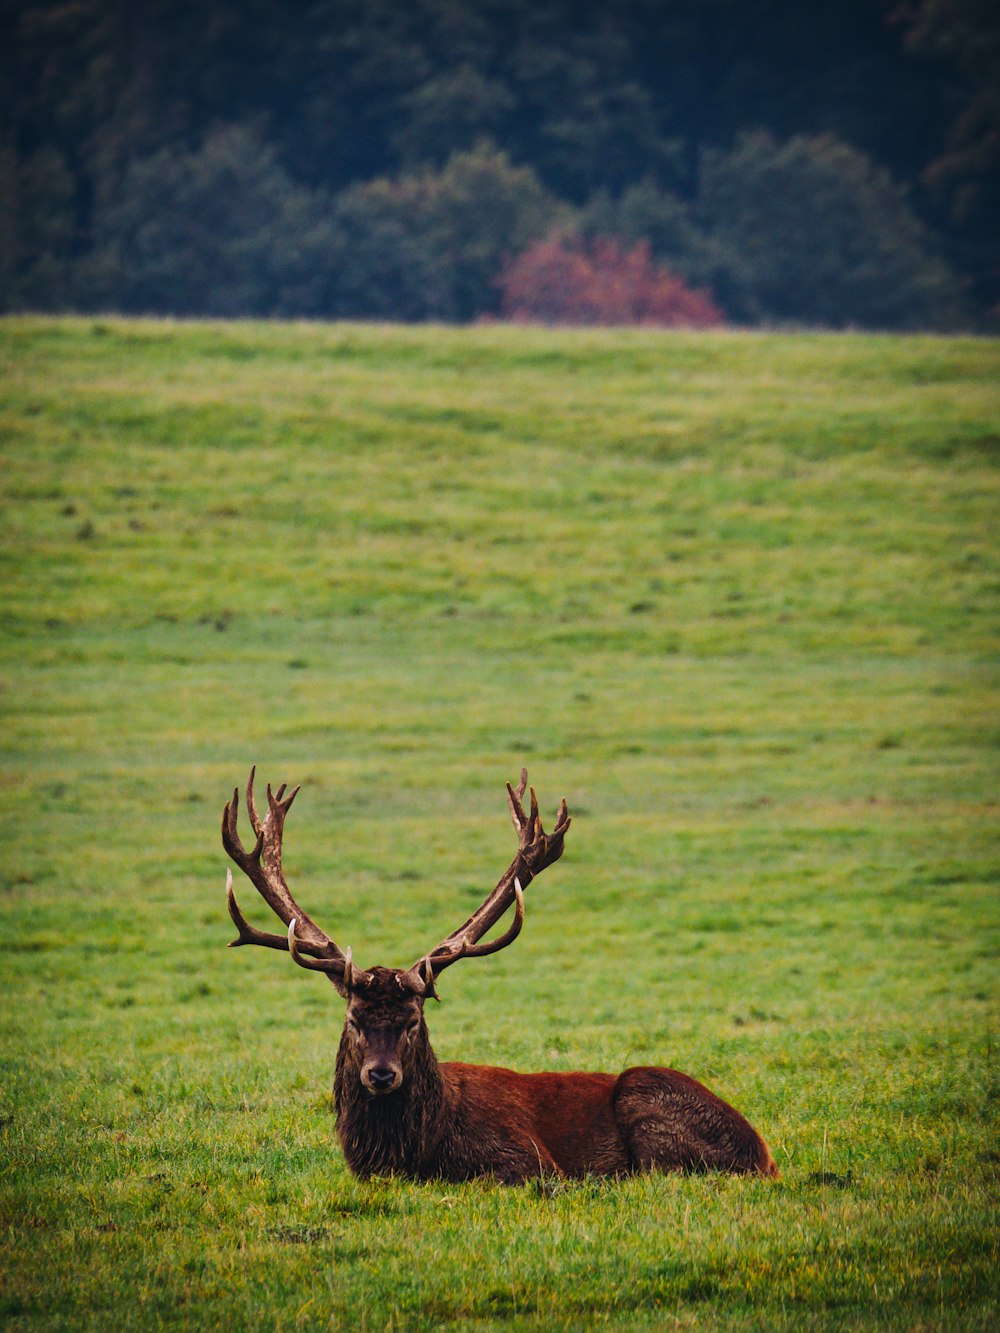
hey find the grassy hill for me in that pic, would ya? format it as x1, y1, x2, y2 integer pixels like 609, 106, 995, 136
1, 318, 998, 1329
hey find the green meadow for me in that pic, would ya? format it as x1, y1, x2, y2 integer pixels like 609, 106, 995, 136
1, 317, 998, 1330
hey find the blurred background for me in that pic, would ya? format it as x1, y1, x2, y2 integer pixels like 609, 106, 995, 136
2, 0, 997, 331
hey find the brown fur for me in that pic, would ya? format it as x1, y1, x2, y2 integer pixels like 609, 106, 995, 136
332, 969, 777, 1183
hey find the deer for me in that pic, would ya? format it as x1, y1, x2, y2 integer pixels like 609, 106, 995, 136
221, 767, 778, 1183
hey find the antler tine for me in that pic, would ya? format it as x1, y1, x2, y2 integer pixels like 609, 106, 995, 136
226, 868, 289, 950
287, 919, 356, 978
504, 768, 530, 834
408, 771, 571, 982
222, 784, 261, 865
245, 765, 263, 837
268, 780, 298, 812
459, 877, 526, 958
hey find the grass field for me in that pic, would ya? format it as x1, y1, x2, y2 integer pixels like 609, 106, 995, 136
1, 317, 998, 1330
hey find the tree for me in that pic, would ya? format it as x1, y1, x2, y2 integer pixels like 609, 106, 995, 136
307, 183, 443, 321
903, 0, 1000, 317
0, 143, 78, 311
698, 132, 969, 329
318, 144, 565, 321
579, 178, 728, 295
498, 233, 725, 327
84, 126, 325, 316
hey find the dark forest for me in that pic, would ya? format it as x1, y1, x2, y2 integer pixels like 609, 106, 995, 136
2, 0, 997, 328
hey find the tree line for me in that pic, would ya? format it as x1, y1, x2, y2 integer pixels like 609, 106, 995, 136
2, 0, 996, 329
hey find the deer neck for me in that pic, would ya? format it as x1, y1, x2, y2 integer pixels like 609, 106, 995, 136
334, 1027, 446, 1178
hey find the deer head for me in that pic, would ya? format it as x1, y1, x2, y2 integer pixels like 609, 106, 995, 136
221, 767, 570, 1096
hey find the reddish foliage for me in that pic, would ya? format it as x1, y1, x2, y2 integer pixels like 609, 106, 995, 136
499, 233, 725, 328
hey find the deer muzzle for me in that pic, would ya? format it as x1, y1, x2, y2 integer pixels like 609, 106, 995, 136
361, 1061, 402, 1095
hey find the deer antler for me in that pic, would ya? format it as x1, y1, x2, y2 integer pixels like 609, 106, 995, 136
223, 767, 569, 1000
222, 767, 365, 995
403, 769, 571, 991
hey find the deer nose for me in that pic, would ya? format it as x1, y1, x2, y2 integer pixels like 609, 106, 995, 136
366, 1066, 399, 1093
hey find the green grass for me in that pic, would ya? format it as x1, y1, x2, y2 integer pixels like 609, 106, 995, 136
1, 316, 998, 1330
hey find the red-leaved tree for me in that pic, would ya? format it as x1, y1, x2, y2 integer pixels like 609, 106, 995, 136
499, 233, 725, 327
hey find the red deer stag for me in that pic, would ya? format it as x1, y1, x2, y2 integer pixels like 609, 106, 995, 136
222, 767, 777, 1183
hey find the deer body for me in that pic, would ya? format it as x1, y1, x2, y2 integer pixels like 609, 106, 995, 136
331, 970, 775, 1182
222, 769, 777, 1183
338, 1060, 777, 1182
